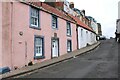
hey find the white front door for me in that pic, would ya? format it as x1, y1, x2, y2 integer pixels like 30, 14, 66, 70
52, 39, 59, 58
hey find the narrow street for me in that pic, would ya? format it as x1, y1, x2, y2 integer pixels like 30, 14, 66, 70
20, 39, 118, 78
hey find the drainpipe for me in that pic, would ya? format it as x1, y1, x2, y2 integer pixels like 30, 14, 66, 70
10, 2, 13, 70
76, 25, 79, 49
25, 41, 27, 66
41, 2, 42, 6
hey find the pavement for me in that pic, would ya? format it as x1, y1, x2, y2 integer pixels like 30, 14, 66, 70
1, 41, 100, 79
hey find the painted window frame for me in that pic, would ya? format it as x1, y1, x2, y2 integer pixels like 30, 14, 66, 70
52, 15, 58, 29
66, 21, 71, 36
67, 39, 72, 53
34, 35, 45, 59
30, 6, 40, 30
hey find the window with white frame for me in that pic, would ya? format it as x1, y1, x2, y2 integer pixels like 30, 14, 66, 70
67, 22, 71, 36
52, 15, 58, 29
34, 36, 44, 59
67, 40, 72, 52
30, 7, 39, 28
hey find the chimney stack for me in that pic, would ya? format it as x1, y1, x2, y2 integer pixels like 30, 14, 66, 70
81, 9, 85, 16
44, 0, 64, 10
69, 2, 74, 9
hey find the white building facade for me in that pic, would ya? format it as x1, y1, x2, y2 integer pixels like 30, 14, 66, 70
77, 26, 97, 49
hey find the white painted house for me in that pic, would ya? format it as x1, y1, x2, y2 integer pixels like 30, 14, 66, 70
68, 14, 97, 49
77, 27, 97, 49
87, 16, 98, 34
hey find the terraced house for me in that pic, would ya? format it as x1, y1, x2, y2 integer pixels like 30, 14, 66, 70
0, 0, 99, 71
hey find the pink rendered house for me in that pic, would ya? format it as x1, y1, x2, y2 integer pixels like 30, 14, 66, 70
0, 2, 78, 70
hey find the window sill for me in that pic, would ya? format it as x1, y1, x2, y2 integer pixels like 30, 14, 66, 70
30, 26, 41, 30
34, 56, 45, 60
67, 35, 72, 37
67, 51, 72, 53
52, 28, 58, 30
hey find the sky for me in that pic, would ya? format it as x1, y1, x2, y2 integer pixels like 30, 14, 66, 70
41, 0, 119, 38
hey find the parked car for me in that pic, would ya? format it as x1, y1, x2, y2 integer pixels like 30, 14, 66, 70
99, 36, 106, 40
0, 67, 10, 74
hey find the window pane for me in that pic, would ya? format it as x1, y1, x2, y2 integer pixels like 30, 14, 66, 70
36, 46, 38, 53
31, 7, 39, 27
31, 17, 34, 25
35, 18, 36, 25
67, 40, 71, 52
35, 37, 43, 57
67, 22, 71, 35
67, 42, 70, 51
52, 16, 57, 28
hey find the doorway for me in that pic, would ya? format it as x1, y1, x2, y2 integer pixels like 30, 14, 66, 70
51, 38, 59, 58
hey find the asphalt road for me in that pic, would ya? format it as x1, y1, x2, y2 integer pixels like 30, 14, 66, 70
21, 39, 119, 78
